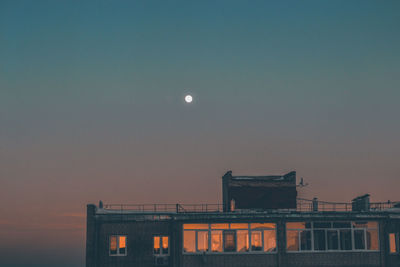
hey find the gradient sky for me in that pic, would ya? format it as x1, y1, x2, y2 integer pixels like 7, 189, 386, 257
1, 1, 400, 266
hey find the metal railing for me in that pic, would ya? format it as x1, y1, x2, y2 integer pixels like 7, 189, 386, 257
103, 199, 398, 213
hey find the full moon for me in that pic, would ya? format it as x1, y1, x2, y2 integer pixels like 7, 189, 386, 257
185, 95, 193, 103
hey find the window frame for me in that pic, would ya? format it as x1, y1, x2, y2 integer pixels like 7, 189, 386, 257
153, 235, 170, 256
389, 233, 398, 254
109, 235, 127, 256
182, 222, 277, 254
286, 221, 380, 253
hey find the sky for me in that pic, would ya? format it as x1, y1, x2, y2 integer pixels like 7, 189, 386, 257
1, 0, 400, 266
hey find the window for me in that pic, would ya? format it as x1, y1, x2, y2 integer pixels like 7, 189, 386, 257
223, 231, 236, 252
236, 230, 249, 252
211, 230, 223, 252
183, 231, 196, 253
389, 233, 397, 253
197, 231, 208, 252
251, 231, 262, 251
182, 223, 276, 254
327, 230, 339, 250
154, 236, 169, 255
286, 221, 379, 252
109, 235, 127, 256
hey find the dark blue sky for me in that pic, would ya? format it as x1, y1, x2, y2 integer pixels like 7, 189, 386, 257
1, 1, 400, 266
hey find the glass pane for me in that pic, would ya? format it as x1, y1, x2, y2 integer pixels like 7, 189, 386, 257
286, 230, 299, 251
287, 222, 306, 229
197, 231, 208, 252
154, 236, 160, 254
161, 236, 169, 254
251, 223, 275, 229
236, 230, 249, 252
389, 233, 396, 253
183, 231, 196, 253
224, 231, 236, 252
300, 230, 312, 251
251, 231, 262, 251
327, 230, 339, 250
184, 224, 208, 230
211, 223, 229, 229
340, 230, 352, 250
366, 230, 378, 251
230, 223, 248, 229
314, 222, 331, 228
354, 229, 365, 250
110, 236, 117, 254
333, 222, 351, 228
264, 230, 276, 252
211, 230, 223, 252
314, 230, 326, 250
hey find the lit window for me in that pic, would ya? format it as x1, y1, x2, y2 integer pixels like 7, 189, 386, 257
109, 235, 127, 256
184, 224, 208, 230
154, 235, 169, 255
183, 231, 196, 253
251, 231, 262, 251
236, 230, 249, 252
182, 222, 277, 254
251, 223, 275, 229
286, 230, 299, 251
211, 230, 223, 252
264, 230, 276, 252
389, 233, 397, 253
224, 231, 236, 252
154, 236, 160, 254
366, 229, 378, 251
211, 223, 229, 229
197, 231, 209, 252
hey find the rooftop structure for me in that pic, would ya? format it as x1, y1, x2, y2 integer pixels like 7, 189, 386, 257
86, 171, 400, 267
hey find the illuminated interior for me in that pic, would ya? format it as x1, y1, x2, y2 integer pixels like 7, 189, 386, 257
389, 233, 397, 253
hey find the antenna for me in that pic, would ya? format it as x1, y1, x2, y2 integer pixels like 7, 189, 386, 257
297, 177, 309, 188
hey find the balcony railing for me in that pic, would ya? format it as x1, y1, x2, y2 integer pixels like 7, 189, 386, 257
102, 199, 399, 213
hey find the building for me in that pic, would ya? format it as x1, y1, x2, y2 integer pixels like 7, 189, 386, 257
86, 171, 400, 267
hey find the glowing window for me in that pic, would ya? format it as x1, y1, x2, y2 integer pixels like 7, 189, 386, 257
389, 233, 397, 253
264, 230, 276, 252
154, 236, 169, 255
230, 223, 248, 229
286, 230, 299, 251
211, 223, 229, 229
251, 223, 275, 229
197, 231, 209, 252
184, 224, 208, 230
366, 229, 378, 251
287, 222, 307, 229
251, 231, 262, 251
109, 235, 127, 256
154, 236, 160, 254
183, 231, 196, 253
236, 230, 249, 252
211, 230, 223, 252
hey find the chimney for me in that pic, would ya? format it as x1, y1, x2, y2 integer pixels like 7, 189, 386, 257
352, 194, 370, 211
